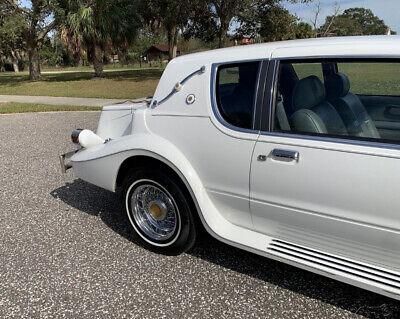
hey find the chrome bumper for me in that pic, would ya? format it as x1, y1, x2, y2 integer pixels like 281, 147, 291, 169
59, 150, 78, 173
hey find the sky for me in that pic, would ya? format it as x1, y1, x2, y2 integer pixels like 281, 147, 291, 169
285, 0, 400, 32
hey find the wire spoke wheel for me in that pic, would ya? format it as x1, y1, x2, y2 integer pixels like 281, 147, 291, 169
130, 182, 179, 242
123, 168, 197, 254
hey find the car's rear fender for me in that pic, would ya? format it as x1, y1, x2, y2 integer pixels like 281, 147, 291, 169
70, 133, 273, 255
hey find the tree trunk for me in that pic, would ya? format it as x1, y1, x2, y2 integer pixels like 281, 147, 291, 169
218, 34, 224, 48
73, 52, 81, 67
218, 19, 230, 48
12, 60, 19, 73
168, 27, 179, 60
10, 53, 19, 73
214, 2, 231, 49
25, 0, 55, 80
10, 50, 20, 73
92, 44, 103, 77
28, 42, 41, 81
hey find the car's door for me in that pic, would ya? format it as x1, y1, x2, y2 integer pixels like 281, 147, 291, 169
168, 60, 266, 230
249, 58, 400, 272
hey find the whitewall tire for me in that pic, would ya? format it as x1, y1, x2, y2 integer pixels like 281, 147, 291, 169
122, 167, 197, 255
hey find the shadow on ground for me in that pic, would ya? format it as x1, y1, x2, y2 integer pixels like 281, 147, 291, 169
51, 179, 400, 318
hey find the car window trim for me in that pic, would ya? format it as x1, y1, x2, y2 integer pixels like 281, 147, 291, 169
210, 59, 267, 134
254, 60, 270, 131
262, 56, 400, 150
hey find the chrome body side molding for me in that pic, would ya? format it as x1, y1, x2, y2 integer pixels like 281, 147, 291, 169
152, 66, 206, 107
267, 239, 400, 295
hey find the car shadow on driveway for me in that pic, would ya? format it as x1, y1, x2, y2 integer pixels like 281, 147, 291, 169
51, 179, 400, 318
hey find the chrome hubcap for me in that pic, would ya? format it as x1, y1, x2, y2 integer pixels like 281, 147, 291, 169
130, 184, 178, 241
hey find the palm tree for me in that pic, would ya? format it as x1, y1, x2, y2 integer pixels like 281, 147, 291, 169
62, 0, 141, 77
61, 27, 85, 66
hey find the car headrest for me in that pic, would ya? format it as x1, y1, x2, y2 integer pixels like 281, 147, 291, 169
292, 76, 325, 111
325, 72, 350, 99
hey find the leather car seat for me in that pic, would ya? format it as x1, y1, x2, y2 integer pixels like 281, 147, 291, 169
325, 72, 380, 138
290, 75, 348, 136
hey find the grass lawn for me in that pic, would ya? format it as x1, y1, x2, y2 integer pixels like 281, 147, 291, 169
0, 102, 101, 114
337, 62, 400, 96
40, 62, 165, 73
2, 61, 400, 100
0, 68, 163, 99
293, 62, 400, 96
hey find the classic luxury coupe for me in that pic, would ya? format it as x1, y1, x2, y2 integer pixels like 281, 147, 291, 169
61, 36, 400, 300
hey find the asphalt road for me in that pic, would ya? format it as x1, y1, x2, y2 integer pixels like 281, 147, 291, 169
0, 111, 399, 318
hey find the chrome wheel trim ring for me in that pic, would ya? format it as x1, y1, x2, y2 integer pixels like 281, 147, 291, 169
126, 179, 181, 247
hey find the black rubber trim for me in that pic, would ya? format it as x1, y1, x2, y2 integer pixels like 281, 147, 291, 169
253, 60, 270, 131
261, 59, 279, 132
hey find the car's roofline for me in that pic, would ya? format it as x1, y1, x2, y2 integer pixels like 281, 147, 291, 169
172, 35, 400, 64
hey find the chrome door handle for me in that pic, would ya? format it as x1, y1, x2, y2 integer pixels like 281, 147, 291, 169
271, 149, 299, 162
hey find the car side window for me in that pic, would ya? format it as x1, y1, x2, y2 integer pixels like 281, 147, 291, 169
216, 62, 260, 130
337, 62, 400, 96
273, 59, 400, 145
292, 62, 324, 83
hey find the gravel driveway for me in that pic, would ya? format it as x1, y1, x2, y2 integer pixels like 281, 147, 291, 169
0, 111, 399, 318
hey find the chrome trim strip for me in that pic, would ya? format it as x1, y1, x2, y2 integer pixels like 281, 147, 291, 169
153, 66, 206, 107
271, 239, 400, 278
268, 245, 400, 290
181, 65, 206, 85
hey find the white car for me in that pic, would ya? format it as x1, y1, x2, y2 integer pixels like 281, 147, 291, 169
61, 36, 400, 300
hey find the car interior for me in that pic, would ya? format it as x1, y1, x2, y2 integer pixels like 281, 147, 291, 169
216, 62, 260, 129
275, 60, 400, 144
